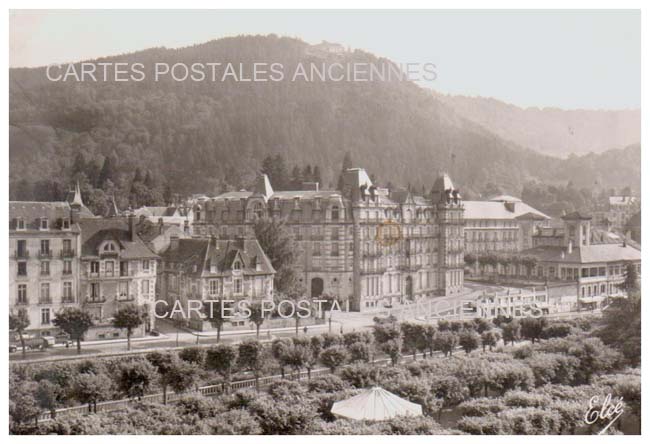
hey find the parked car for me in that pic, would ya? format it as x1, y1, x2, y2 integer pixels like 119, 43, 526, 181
149, 329, 161, 337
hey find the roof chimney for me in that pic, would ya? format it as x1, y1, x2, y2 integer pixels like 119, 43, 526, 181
169, 235, 179, 250
128, 213, 136, 241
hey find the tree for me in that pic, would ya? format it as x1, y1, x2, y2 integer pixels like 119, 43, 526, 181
596, 291, 640, 366
434, 331, 458, 357
401, 322, 427, 360
248, 302, 267, 339
72, 372, 112, 412
501, 320, 521, 346
203, 300, 228, 343
238, 340, 266, 390
618, 262, 639, 293
9, 380, 40, 427
320, 346, 349, 373
147, 352, 198, 404
381, 338, 403, 365
481, 330, 500, 352
423, 325, 437, 357
117, 359, 158, 400
205, 344, 238, 392
458, 329, 480, 354
253, 217, 304, 297
520, 317, 547, 344
52, 307, 94, 354
112, 305, 147, 351
35, 380, 63, 419
271, 338, 292, 378
9, 308, 30, 356
283, 343, 311, 379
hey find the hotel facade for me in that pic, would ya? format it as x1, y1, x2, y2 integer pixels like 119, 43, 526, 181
192, 168, 465, 312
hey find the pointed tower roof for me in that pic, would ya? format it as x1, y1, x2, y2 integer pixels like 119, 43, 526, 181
105, 195, 120, 217
253, 174, 274, 200
68, 181, 84, 207
432, 172, 455, 193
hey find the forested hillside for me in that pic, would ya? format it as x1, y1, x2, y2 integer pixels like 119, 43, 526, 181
435, 92, 640, 158
9, 35, 640, 214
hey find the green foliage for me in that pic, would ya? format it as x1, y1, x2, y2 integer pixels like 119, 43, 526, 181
458, 329, 481, 354
319, 346, 349, 373
596, 291, 641, 366
205, 344, 238, 384
253, 217, 304, 297
116, 358, 158, 399
111, 305, 147, 350
52, 307, 94, 353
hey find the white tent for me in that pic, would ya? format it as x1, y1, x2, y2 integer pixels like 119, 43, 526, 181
331, 386, 423, 421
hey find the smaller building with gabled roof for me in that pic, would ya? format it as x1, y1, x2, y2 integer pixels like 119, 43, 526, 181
159, 235, 275, 331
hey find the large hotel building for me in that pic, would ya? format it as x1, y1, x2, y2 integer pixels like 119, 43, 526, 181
192, 168, 465, 311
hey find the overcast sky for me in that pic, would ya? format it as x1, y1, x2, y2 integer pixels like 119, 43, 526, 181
9, 9, 640, 110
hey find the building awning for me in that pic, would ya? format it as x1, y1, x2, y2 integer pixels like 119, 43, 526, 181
331, 386, 422, 421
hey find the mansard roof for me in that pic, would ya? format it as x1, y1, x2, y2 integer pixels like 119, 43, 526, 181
162, 237, 275, 276
9, 201, 81, 232
79, 217, 158, 259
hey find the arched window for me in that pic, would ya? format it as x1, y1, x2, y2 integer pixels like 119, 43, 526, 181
252, 202, 264, 219
233, 260, 241, 271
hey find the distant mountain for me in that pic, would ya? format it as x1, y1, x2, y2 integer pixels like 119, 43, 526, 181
434, 92, 640, 158
8, 35, 641, 209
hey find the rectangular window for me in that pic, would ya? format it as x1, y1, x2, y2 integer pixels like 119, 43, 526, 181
63, 260, 72, 275
143, 260, 150, 271
119, 281, 129, 299
40, 283, 50, 303
16, 219, 25, 230
16, 239, 27, 257
142, 280, 150, 295
63, 239, 72, 254
17, 284, 27, 304
120, 261, 129, 277
234, 278, 242, 294
62, 219, 70, 229
41, 308, 51, 325
332, 243, 339, 257
63, 282, 73, 301
209, 279, 219, 296
90, 261, 100, 274
313, 242, 321, 256
40, 261, 50, 276
17, 262, 27, 276
40, 219, 49, 230
40, 239, 50, 255
90, 283, 100, 300
105, 261, 114, 277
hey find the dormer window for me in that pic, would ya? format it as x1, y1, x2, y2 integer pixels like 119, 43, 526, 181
40, 218, 49, 230
331, 206, 340, 221
15, 218, 25, 231
62, 218, 71, 230
102, 242, 117, 254
233, 260, 242, 271
293, 197, 300, 210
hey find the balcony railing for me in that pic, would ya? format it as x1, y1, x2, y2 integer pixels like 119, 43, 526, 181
117, 295, 136, 302
61, 297, 76, 304
85, 297, 107, 304
60, 249, 76, 258
63, 269, 73, 275
38, 297, 53, 305
14, 250, 29, 259
38, 250, 53, 259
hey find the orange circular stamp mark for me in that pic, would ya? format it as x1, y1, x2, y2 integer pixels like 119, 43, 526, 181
375, 219, 403, 247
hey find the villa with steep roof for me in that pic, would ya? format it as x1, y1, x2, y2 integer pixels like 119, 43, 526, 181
158, 236, 275, 330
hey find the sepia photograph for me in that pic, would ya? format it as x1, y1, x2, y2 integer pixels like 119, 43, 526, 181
6, 5, 644, 437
